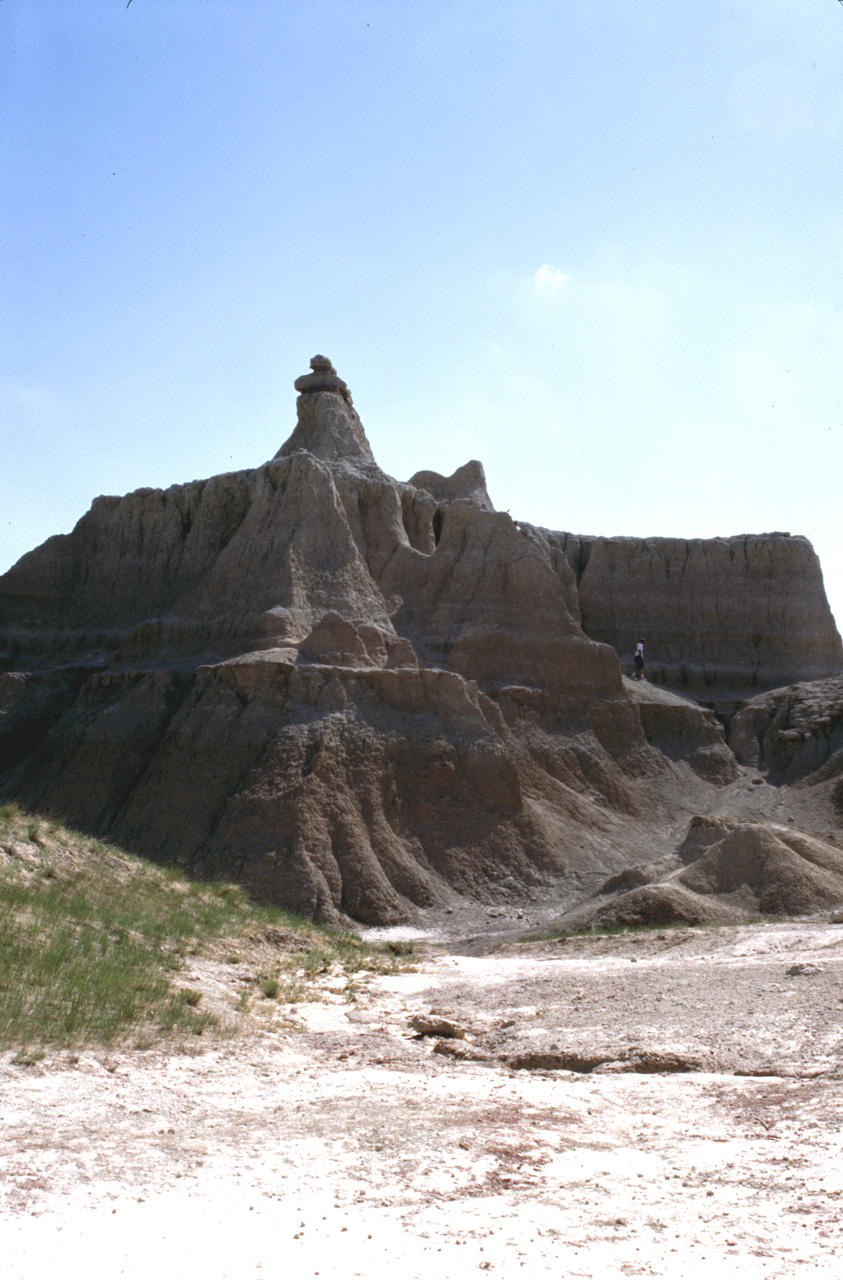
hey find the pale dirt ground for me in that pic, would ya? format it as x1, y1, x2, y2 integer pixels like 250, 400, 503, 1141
2, 920, 843, 1280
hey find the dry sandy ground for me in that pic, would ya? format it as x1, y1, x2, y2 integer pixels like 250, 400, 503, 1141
2, 920, 843, 1280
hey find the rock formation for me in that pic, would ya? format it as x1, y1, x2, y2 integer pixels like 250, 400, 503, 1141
728, 676, 843, 784
0, 355, 840, 924
552, 815, 843, 930
549, 532, 842, 698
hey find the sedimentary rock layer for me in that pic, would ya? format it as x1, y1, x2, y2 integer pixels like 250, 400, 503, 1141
1, 652, 676, 925
564, 533, 842, 696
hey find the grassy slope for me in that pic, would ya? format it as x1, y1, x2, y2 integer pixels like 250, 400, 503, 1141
0, 803, 408, 1052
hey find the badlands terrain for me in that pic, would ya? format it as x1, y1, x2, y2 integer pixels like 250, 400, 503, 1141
2, 355, 842, 930
2, 355, 843, 1275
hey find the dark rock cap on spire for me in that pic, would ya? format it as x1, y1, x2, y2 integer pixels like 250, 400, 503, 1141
293, 354, 353, 405
274, 355, 375, 464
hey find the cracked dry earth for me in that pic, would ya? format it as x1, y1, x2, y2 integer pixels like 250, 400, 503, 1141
2, 921, 843, 1279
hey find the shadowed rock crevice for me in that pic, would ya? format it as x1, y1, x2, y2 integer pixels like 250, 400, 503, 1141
729, 676, 843, 786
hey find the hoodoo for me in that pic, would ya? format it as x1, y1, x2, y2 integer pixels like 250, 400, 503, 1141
1, 358, 841, 924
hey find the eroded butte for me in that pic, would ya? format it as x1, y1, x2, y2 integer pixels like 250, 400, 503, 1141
2, 354, 842, 930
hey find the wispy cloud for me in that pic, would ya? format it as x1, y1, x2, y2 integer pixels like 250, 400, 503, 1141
0, 380, 61, 433
533, 264, 569, 292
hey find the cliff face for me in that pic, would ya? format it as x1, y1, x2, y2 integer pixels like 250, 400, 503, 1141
568, 533, 842, 696
0, 354, 837, 924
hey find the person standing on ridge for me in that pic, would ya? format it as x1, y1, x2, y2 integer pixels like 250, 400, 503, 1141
633, 640, 645, 681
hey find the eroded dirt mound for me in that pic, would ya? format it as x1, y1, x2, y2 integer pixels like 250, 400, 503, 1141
552, 815, 843, 929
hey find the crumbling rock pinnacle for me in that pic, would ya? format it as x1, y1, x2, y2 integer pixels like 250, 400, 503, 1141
276, 355, 374, 465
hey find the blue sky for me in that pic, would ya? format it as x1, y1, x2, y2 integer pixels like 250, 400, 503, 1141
3, 0, 843, 629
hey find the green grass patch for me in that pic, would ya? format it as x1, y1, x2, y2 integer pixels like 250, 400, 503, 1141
525, 918, 697, 943
0, 803, 409, 1051
527, 913, 802, 944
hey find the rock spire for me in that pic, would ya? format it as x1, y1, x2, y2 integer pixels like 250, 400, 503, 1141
274, 355, 375, 465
